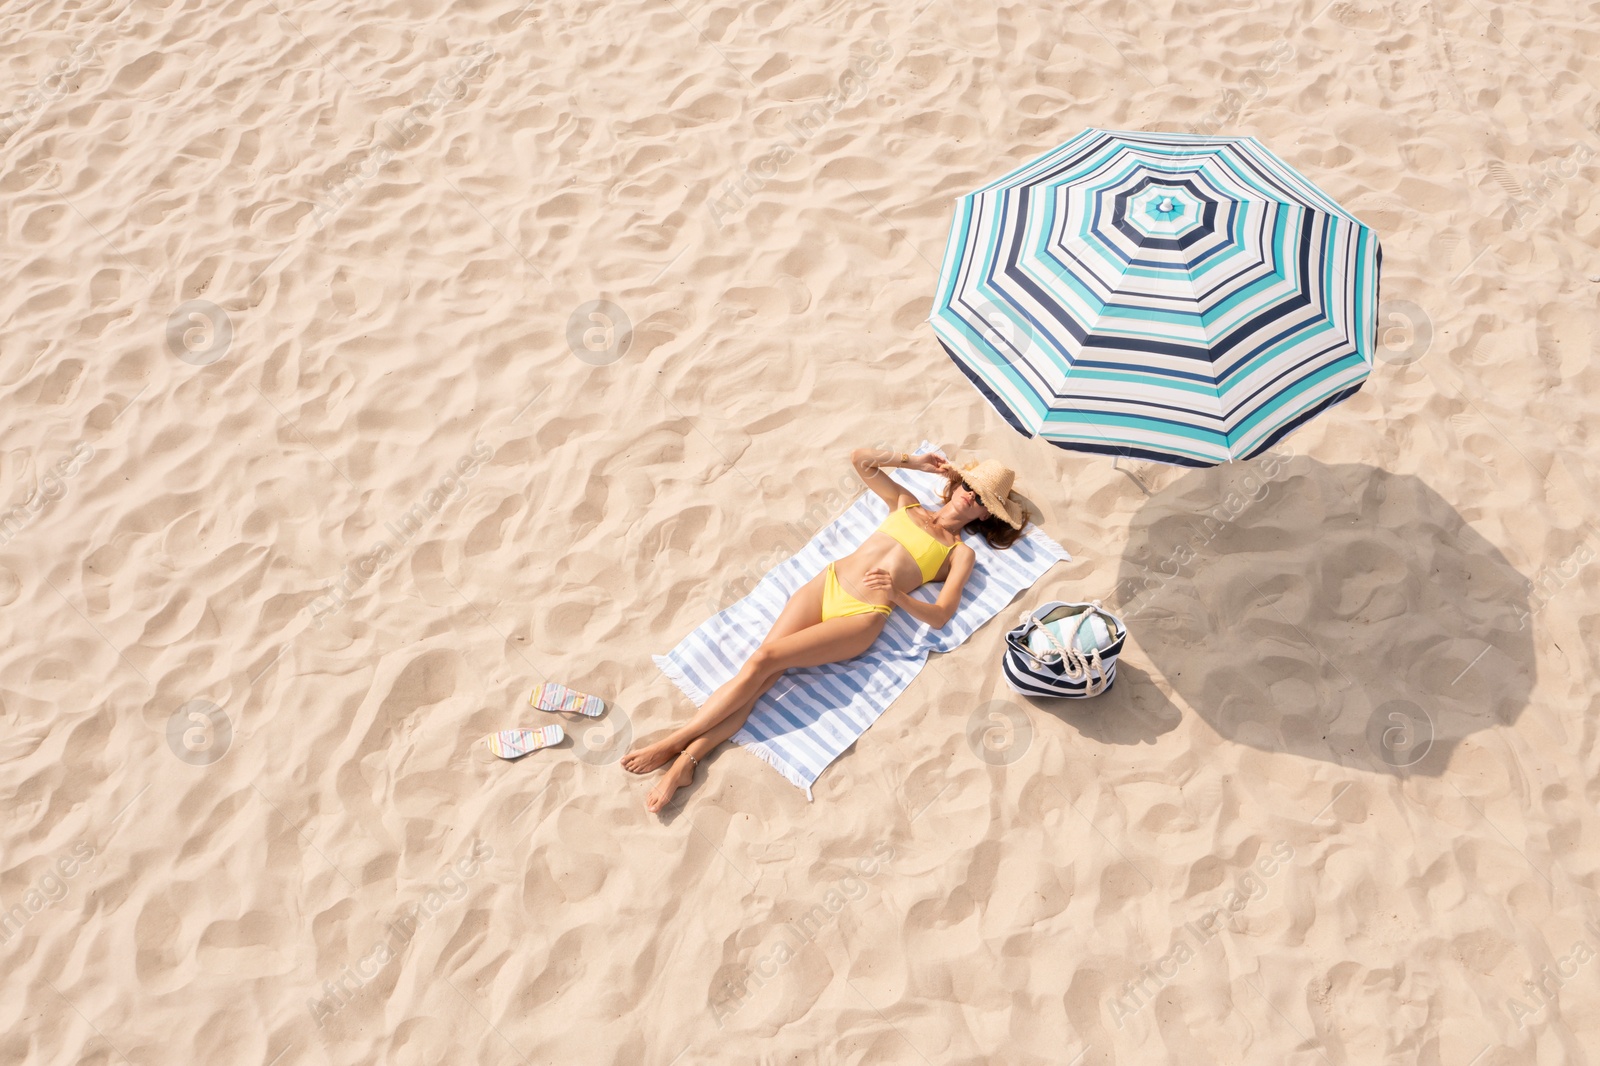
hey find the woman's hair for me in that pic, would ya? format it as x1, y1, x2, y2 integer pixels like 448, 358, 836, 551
938, 469, 1028, 549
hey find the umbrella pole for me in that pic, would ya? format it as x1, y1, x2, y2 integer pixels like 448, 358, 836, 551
1113, 456, 1153, 496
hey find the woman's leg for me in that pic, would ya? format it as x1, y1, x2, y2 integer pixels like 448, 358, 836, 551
640, 674, 780, 812
624, 569, 827, 774
642, 611, 888, 812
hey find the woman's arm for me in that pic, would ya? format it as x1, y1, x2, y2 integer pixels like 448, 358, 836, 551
851, 447, 953, 509
868, 545, 976, 629
850, 446, 917, 510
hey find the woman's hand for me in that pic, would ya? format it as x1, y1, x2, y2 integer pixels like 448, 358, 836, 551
861, 567, 896, 596
907, 452, 954, 476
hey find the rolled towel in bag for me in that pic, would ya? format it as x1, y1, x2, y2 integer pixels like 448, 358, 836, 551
1025, 610, 1113, 659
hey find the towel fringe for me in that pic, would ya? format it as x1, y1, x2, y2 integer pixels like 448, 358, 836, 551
651, 653, 711, 706
736, 738, 815, 802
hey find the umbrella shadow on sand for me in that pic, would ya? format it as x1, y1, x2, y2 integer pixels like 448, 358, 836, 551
1108, 454, 1535, 776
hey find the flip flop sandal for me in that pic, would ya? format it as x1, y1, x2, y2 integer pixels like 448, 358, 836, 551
530, 682, 605, 717
484, 724, 564, 759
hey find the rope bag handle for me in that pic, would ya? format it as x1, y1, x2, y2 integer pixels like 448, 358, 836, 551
1015, 600, 1111, 696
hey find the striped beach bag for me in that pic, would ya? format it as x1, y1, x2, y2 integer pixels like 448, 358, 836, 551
1002, 600, 1126, 698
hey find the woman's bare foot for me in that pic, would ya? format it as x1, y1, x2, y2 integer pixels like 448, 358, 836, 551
644, 753, 696, 813
622, 737, 680, 774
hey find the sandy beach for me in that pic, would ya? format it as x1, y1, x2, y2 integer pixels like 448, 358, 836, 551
4, 0, 1600, 1062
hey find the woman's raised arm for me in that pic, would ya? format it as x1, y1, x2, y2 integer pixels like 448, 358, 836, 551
851, 447, 917, 509
851, 447, 952, 509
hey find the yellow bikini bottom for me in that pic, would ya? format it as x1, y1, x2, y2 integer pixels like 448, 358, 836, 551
822, 563, 893, 621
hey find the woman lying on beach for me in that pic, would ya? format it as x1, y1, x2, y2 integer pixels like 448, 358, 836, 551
623, 447, 1030, 812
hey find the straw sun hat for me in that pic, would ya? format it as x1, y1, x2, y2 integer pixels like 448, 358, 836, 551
957, 459, 1027, 529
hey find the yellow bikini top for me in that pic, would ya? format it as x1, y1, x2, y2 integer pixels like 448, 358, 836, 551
877, 504, 956, 582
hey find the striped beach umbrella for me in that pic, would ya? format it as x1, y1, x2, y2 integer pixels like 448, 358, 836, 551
929, 129, 1381, 467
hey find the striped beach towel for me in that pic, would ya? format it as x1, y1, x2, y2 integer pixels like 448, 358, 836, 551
652, 444, 1071, 799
